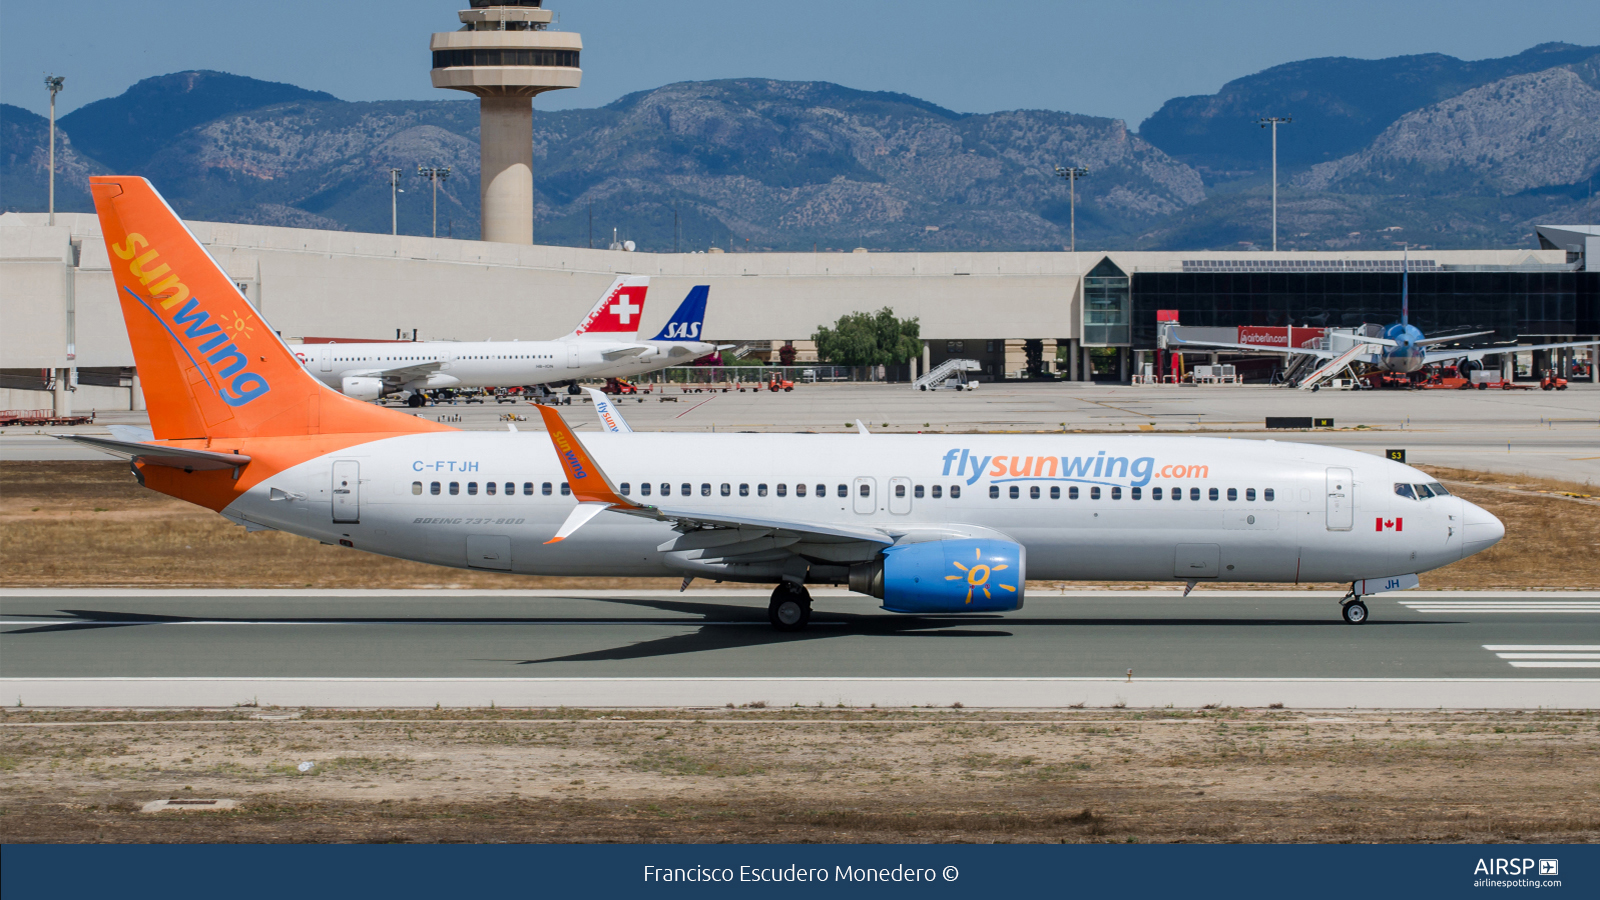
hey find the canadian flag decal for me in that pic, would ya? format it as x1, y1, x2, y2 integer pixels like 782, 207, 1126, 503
1376, 517, 1403, 532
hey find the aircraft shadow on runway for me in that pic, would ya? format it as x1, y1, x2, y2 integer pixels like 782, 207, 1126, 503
2, 601, 1437, 669
479, 595, 1425, 666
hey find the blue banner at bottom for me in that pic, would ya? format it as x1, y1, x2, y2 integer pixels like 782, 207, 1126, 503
3, 843, 1594, 899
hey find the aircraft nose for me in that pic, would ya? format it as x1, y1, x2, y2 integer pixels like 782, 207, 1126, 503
1460, 499, 1504, 559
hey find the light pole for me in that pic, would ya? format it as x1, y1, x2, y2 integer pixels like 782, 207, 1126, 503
417, 165, 450, 238
1257, 116, 1291, 251
1053, 165, 1089, 252
45, 75, 64, 226
388, 168, 403, 236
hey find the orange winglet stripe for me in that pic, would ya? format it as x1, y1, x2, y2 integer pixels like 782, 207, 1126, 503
534, 405, 632, 507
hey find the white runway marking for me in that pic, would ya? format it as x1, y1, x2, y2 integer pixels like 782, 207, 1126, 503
1484, 645, 1600, 668
1404, 601, 1600, 613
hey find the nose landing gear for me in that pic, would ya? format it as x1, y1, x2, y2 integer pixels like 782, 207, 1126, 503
1340, 589, 1369, 624
768, 582, 812, 632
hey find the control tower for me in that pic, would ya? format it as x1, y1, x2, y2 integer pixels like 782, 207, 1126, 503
430, 0, 581, 244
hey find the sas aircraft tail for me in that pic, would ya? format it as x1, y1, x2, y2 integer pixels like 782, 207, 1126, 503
88, 176, 449, 442
563, 276, 650, 340
650, 285, 709, 341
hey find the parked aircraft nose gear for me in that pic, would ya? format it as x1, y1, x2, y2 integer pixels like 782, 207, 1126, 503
769, 583, 812, 632
1341, 600, 1369, 624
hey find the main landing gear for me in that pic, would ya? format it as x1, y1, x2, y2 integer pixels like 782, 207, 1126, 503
768, 582, 812, 632
406, 391, 427, 408
1340, 589, 1369, 625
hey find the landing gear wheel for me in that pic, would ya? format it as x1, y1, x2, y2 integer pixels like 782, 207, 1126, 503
406, 392, 425, 408
1342, 600, 1368, 624
768, 584, 812, 632
567, 382, 582, 395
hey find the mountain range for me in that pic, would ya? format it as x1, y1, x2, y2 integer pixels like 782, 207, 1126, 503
3, 43, 1597, 252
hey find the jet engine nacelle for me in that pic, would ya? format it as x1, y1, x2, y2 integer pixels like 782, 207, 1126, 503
340, 375, 384, 401
849, 538, 1025, 613
1455, 358, 1484, 378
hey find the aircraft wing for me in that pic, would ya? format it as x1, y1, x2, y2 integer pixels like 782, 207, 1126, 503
1169, 337, 1346, 358
344, 360, 446, 385
612, 504, 893, 547
533, 404, 893, 551
1415, 330, 1496, 347
1423, 337, 1600, 367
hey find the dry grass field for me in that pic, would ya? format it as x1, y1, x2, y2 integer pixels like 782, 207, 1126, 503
1, 461, 1595, 590
1, 707, 1596, 844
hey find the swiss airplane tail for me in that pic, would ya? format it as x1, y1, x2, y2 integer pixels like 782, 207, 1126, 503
88, 176, 450, 441
649, 285, 709, 341
563, 276, 650, 341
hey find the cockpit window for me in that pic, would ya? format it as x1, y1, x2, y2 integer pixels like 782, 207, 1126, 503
1413, 483, 1436, 499
1427, 482, 1450, 496
1394, 483, 1416, 500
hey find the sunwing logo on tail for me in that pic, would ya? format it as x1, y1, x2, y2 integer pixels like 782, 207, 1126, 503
112, 232, 270, 407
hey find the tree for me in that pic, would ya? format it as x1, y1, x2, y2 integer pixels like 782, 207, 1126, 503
812, 307, 922, 367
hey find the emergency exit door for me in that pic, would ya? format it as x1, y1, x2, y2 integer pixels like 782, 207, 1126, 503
332, 460, 360, 523
853, 477, 876, 514
1326, 467, 1353, 531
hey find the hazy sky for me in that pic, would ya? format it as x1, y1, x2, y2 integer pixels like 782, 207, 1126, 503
4, 0, 1598, 127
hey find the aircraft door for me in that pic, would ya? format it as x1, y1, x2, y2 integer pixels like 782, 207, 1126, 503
853, 477, 876, 514
566, 342, 580, 369
466, 534, 512, 570
888, 477, 912, 515
1174, 543, 1220, 579
1326, 467, 1353, 531
319, 345, 332, 372
332, 460, 360, 523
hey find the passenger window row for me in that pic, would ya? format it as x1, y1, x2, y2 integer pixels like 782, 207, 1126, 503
614, 483, 964, 500
989, 484, 1276, 502
413, 481, 569, 497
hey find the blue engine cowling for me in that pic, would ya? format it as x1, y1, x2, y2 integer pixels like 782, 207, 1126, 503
849, 539, 1025, 613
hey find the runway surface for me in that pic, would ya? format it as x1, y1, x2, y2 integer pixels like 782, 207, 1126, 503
3, 590, 1596, 708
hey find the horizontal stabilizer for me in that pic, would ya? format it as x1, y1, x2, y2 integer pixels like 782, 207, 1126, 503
53, 434, 251, 471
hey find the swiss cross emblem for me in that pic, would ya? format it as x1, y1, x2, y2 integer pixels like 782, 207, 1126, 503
579, 284, 648, 333
1376, 518, 1403, 532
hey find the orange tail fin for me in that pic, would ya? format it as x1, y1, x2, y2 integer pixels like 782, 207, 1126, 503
89, 176, 449, 440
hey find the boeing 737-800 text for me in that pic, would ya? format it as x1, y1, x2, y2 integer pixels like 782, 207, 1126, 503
65, 177, 1505, 630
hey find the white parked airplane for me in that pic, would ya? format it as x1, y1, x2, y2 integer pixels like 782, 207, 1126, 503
294, 280, 716, 405
68, 176, 1506, 632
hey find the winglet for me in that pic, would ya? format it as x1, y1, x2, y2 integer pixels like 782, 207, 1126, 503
583, 387, 634, 433
535, 404, 636, 508
855, 419, 870, 435
545, 501, 612, 544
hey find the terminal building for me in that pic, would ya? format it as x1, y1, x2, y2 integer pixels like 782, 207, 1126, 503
2, 0, 1594, 410
3, 212, 1595, 412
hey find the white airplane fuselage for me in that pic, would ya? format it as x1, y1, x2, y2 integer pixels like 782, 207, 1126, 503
222, 433, 1499, 585
295, 337, 712, 396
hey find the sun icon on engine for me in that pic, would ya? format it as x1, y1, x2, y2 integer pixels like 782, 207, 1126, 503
946, 547, 1016, 604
